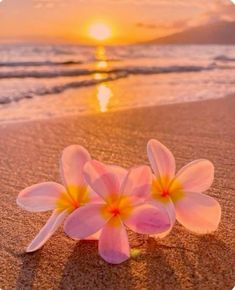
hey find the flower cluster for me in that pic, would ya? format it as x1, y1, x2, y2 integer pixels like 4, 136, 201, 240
17, 139, 221, 264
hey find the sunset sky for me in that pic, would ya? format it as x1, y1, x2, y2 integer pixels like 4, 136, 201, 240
0, 0, 235, 44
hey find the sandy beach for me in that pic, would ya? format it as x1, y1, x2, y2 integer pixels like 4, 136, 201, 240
0, 96, 234, 289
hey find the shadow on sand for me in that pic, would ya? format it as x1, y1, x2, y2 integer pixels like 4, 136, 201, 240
15, 234, 234, 290
58, 240, 137, 290
15, 251, 41, 290
144, 234, 235, 290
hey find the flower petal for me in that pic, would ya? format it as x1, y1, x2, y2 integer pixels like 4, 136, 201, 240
26, 210, 68, 252
99, 219, 130, 264
17, 182, 65, 212
175, 192, 221, 234
64, 203, 107, 239
150, 199, 176, 238
83, 160, 120, 201
88, 187, 104, 203
124, 204, 171, 235
147, 139, 175, 179
108, 165, 128, 185
60, 145, 91, 188
121, 165, 152, 205
85, 230, 101, 240
173, 159, 214, 193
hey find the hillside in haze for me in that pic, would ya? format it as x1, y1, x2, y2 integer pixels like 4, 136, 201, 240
147, 21, 235, 45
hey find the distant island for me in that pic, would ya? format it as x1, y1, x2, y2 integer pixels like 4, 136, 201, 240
146, 21, 235, 45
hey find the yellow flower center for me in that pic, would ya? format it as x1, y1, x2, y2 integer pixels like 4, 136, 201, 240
101, 194, 133, 227
152, 175, 184, 203
56, 185, 90, 213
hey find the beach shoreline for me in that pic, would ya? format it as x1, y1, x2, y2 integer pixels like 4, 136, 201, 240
1, 90, 235, 126
0, 96, 234, 289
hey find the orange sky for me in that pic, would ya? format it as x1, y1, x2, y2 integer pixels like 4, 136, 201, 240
0, 0, 234, 44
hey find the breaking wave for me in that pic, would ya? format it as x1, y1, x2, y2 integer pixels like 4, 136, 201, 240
0, 64, 214, 79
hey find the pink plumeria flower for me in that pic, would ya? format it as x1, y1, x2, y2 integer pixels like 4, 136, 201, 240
147, 139, 221, 237
64, 160, 170, 264
17, 145, 101, 252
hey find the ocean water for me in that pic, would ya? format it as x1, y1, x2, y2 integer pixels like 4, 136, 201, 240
0, 43, 235, 122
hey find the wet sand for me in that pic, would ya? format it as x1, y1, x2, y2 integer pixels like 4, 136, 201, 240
0, 96, 234, 289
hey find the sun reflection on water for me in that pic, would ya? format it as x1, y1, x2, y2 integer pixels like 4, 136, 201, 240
95, 46, 108, 70
96, 60, 108, 69
93, 46, 113, 112
95, 46, 106, 60
97, 84, 112, 112
93, 72, 108, 80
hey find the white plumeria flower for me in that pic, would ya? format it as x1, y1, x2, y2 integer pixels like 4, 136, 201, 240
147, 139, 221, 237
17, 145, 105, 252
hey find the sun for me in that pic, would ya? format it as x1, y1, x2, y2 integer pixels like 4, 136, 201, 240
88, 22, 111, 41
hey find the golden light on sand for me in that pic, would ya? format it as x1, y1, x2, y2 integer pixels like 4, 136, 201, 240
97, 84, 112, 112
88, 22, 111, 41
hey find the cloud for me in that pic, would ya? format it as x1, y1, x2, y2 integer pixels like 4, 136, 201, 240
140, 0, 235, 31
135, 19, 189, 38
207, 0, 235, 21
135, 0, 235, 37
136, 19, 187, 30
33, 0, 67, 8
187, 0, 235, 27
136, 22, 157, 29
97, 0, 215, 8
